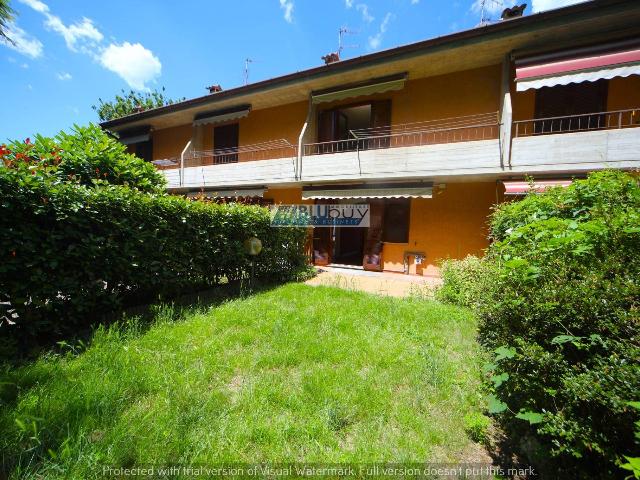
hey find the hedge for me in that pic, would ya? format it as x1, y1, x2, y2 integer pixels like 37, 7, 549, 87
437, 171, 640, 478
0, 169, 307, 344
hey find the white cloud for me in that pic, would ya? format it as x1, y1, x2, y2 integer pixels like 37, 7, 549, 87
17, 0, 163, 90
0, 23, 43, 58
45, 16, 103, 52
531, 0, 587, 13
411, 0, 420, 4
356, 4, 374, 23
279, 0, 294, 23
368, 12, 393, 50
345, 0, 354, 7
99, 42, 161, 90
19, 0, 49, 13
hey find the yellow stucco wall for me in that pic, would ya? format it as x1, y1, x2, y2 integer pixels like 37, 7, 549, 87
382, 182, 498, 274
152, 124, 192, 161
264, 183, 499, 275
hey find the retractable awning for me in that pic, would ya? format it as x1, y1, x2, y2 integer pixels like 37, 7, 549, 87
515, 45, 640, 91
186, 188, 265, 198
502, 179, 572, 195
302, 185, 432, 199
311, 73, 407, 105
193, 105, 251, 126
118, 126, 151, 145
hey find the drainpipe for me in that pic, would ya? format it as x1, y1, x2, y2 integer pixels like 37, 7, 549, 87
297, 95, 314, 180
179, 139, 192, 187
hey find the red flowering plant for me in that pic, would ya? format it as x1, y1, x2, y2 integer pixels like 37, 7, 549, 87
1, 124, 165, 193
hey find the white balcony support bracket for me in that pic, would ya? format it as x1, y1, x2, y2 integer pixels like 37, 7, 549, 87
297, 95, 313, 180
179, 139, 192, 187
499, 54, 513, 169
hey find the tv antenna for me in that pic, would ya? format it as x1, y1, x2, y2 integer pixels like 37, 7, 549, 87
338, 26, 358, 57
243, 58, 255, 86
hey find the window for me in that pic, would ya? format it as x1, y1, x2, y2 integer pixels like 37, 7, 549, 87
213, 123, 239, 163
134, 140, 153, 163
383, 198, 410, 243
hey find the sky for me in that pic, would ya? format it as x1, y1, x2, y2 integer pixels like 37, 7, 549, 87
1, 0, 587, 142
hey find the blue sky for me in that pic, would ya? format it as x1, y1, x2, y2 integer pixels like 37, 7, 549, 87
1, 0, 585, 141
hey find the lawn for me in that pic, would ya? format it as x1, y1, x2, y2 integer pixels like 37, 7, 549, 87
0, 283, 486, 479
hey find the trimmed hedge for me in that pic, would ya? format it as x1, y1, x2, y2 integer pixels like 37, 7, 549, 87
0, 169, 307, 343
438, 171, 640, 478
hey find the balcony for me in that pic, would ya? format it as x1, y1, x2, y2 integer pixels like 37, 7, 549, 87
301, 112, 502, 182
510, 108, 640, 172
159, 140, 297, 189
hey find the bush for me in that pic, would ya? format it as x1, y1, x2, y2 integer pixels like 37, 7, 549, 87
459, 171, 640, 478
436, 255, 496, 308
1, 124, 165, 193
0, 169, 307, 346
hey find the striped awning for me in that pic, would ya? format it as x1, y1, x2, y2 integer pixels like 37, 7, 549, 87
302, 186, 432, 199
503, 179, 572, 195
187, 188, 265, 198
515, 45, 640, 91
311, 74, 407, 105
193, 106, 251, 126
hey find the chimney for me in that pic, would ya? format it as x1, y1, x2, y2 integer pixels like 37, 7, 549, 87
321, 52, 340, 65
207, 84, 223, 94
501, 4, 526, 20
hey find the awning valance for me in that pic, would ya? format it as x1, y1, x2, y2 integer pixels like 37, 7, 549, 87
503, 179, 572, 195
311, 74, 407, 105
302, 186, 432, 200
515, 46, 640, 91
193, 105, 251, 126
186, 188, 265, 198
118, 126, 151, 145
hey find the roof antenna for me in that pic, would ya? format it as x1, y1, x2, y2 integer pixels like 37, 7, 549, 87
244, 58, 254, 86
338, 26, 358, 57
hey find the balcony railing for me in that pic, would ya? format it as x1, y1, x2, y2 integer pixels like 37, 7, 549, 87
303, 112, 500, 156
513, 108, 640, 137
154, 139, 297, 170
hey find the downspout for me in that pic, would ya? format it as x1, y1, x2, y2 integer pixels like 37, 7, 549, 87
297, 95, 314, 180
179, 139, 192, 187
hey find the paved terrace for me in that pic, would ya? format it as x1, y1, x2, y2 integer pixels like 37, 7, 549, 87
305, 266, 442, 298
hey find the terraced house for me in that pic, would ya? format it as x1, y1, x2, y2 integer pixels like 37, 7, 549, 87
101, 0, 640, 276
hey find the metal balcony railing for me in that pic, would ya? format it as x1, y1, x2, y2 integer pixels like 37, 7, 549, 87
303, 112, 500, 156
513, 108, 640, 138
154, 139, 297, 170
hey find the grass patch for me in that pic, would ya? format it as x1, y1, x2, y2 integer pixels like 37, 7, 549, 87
0, 284, 485, 478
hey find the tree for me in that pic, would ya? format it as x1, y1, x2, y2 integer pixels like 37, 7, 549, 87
0, 0, 15, 45
92, 87, 185, 122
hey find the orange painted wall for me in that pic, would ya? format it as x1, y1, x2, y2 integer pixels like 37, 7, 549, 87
152, 124, 192, 160
316, 64, 502, 127
263, 184, 499, 275
382, 182, 498, 274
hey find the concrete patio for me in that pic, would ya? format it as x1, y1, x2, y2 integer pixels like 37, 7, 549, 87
305, 265, 442, 298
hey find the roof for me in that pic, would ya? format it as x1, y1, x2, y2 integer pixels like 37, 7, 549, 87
101, 0, 640, 132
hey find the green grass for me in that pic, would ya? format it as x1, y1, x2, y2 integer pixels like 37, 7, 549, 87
0, 284, 486, 478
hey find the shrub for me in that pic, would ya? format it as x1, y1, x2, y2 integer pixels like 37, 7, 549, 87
0, 169, 307, 346
435, 255, 496, 308
1, 124, 165, 193
468, 170, 640, 478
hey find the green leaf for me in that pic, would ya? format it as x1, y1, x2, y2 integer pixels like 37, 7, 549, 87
494, 346, 516, 361
487, 395, 508, 414
551, 334, 583, 345
515, 410, 544, 425
491, 372, 509, 388
627, 401, 640, 411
